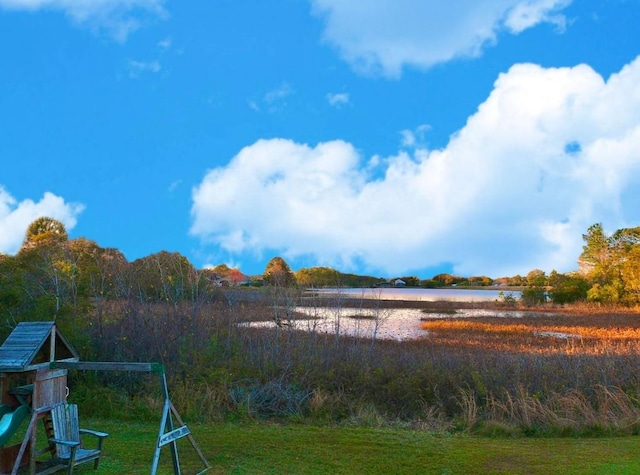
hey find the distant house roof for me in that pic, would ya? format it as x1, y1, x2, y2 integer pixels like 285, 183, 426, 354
373, 281, 391, 287
394, 279, 406, 286
0, 322, 79, 372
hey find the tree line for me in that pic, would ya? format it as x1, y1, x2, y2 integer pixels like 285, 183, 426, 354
2, 217, 640, 333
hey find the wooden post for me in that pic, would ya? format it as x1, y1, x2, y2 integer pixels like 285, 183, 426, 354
11, 411, 38, 475
49, 327, 56, 363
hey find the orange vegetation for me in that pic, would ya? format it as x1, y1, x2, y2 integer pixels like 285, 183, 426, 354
420, 312, 640, 356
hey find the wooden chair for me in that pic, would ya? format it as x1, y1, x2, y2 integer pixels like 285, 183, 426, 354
48, 404, 108, 474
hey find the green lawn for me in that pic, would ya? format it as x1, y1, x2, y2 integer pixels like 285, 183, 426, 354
75, 420, 640, 474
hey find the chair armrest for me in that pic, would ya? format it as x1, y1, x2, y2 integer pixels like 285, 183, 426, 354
49, 438, 80, 447
79, 428, 109, 439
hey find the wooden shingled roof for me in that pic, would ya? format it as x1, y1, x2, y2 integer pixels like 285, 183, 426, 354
0, 322, 79, 372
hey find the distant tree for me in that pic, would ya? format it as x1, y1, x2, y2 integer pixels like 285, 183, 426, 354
132, 251, 199, 303
295, 267, 385, 288
548, 270, 589, 304
264, 257, 296, 287
89, 247, 130, 300
521, 269, 547, 306
420, 279, 442, 288
526, 269, 547, 287
579, 223, 614, 285
211, 264, 232, 276
579, 223, 640, 304
0, 254, 24, 327
339, 273, 385, 288
16, 217, 73, 318
618, 245, 640, 304
506, 275, 525, 286
432, 273, 463, 286
295, 267, 341, 287
468, 276, 493, 286
21, 217, 68, 251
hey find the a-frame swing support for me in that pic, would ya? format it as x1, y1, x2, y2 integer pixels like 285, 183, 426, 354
51, 361, 210, 475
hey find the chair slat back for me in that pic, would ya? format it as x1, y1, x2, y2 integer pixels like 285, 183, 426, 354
68, 405, 79, 441
51, 404, 80, 458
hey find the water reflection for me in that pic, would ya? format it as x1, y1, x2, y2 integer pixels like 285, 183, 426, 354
310, 287, 521, 302
241, 307, 542, 341
534, 330, 580, 339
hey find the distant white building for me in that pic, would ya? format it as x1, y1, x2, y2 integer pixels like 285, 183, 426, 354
394, 279, 406, 287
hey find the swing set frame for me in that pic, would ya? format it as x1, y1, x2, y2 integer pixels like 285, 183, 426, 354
51, 361, 210, 475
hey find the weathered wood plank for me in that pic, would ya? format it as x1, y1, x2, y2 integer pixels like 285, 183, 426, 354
52, 361, 161, 372
0, 322, 51, 370
0, 322, 79, 371
158, 426, 191, 447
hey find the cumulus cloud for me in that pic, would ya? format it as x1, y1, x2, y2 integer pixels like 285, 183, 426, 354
311, 0, 572, 77
191, 55, 640, 277
0, 188, 84, 255
0, 0, 166, 41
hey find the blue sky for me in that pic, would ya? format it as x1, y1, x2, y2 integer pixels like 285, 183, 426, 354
1, 1, 640, 278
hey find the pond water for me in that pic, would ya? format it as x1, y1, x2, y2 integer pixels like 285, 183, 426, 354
240, 288, 535, 341
309, 287, 520, 302
242, 306, 537, 341
534, 330, 580, 339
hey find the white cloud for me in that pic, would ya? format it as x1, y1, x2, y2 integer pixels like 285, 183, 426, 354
127, 59, 161, 78
0, 187, 84, 255
0, 0, 166, 41
400, 124, 431, 148
265, 83, 294, 103
327, 92, 350, 107
505, 0, 571, 33
250, 83, 295, 113
311, 0, 572, 77
191, 55, 640, 277
158, 36, 172, 50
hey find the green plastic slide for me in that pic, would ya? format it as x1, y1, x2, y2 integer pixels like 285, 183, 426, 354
0, 404, 30, 447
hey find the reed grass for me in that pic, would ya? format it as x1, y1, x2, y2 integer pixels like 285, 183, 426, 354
71, 294, 640, 436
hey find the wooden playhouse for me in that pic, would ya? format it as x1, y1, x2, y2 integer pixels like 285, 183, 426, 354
0, 322, 210, 475
0, 321, 102, 474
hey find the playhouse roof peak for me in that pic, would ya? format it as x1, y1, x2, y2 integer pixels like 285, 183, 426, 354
0, 321, 80, 372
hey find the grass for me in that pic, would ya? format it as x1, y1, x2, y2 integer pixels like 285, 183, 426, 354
73, 419, 640, 474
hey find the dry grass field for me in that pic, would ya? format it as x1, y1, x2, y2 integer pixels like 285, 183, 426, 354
420, 310, 640, 355
70, 293, 640, 439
